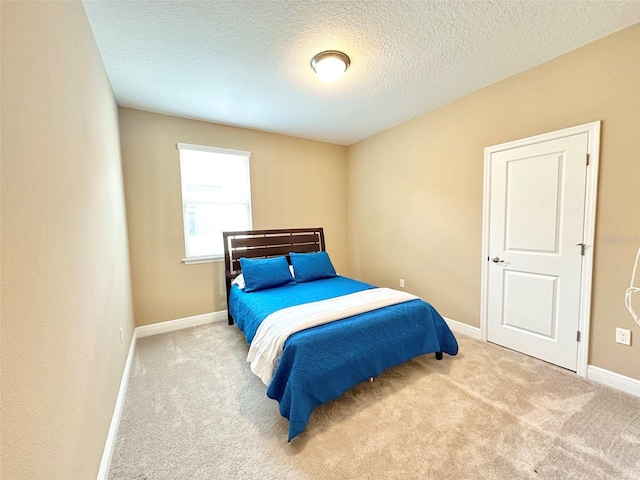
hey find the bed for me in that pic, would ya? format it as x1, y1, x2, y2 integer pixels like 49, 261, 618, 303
223, 227, 458, 440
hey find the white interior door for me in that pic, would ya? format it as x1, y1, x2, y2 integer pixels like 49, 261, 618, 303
486, 132, 589, 371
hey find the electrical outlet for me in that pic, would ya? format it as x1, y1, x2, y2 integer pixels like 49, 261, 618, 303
399, 279, 405, 288
615, 327, 631, 346
120, 327, 124, 344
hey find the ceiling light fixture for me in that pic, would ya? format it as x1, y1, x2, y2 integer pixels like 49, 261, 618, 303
311, 50, 350, 83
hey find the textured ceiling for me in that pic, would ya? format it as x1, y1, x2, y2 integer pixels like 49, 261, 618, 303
82, 1, 640, 146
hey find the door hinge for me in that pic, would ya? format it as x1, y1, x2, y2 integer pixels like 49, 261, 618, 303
586, 154, 590, 166
577, 331, 581, 342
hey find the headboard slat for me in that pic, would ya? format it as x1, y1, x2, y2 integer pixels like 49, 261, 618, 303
230, 243, 319, 262
232, 233, 320, 248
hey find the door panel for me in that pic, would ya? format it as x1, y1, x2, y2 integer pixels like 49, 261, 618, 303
487, 132, 588, 371
503, 271, 557, 337
505, 153, 561, 253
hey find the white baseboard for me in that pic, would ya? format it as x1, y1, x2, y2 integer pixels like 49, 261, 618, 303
97, 329, 137, 480
587, 365, 640, 398
97, 310, 228, 479
443, 317, 482, 340
136, 310, 228, 338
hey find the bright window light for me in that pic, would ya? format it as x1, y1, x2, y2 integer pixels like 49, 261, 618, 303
177, 143, 252, 262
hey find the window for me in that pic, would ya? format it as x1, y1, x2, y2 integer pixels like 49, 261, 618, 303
177, 143, 252, 262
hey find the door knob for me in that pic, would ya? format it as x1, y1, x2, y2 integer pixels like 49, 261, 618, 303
491, 256, 505, 263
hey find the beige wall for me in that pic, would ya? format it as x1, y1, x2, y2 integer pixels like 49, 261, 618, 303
119, 108, 348, 326
348, 24, 640, 380
1, 2, 135, 479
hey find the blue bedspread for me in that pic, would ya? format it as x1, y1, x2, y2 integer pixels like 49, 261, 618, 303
229, 276, 458, 440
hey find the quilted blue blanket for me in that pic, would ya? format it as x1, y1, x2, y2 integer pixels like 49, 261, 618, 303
228, 276, 458, 440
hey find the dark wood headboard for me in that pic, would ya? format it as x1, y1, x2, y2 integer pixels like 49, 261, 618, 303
223, 227, 326, 324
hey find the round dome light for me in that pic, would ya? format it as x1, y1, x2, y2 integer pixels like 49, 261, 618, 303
311, 50, 351, 83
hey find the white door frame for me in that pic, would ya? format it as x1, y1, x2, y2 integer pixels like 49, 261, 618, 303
480, 121, 601, 377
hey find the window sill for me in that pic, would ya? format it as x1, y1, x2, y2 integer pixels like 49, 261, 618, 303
182, 256, 224, 265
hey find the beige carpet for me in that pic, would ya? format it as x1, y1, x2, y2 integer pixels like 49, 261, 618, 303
108, 322, 640, 479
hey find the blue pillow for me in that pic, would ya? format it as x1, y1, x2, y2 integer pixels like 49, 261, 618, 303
239, 256, 296, 293
289, 251, 337, 283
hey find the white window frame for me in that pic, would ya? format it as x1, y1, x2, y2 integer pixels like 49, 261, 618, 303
177, 142, 252, 264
